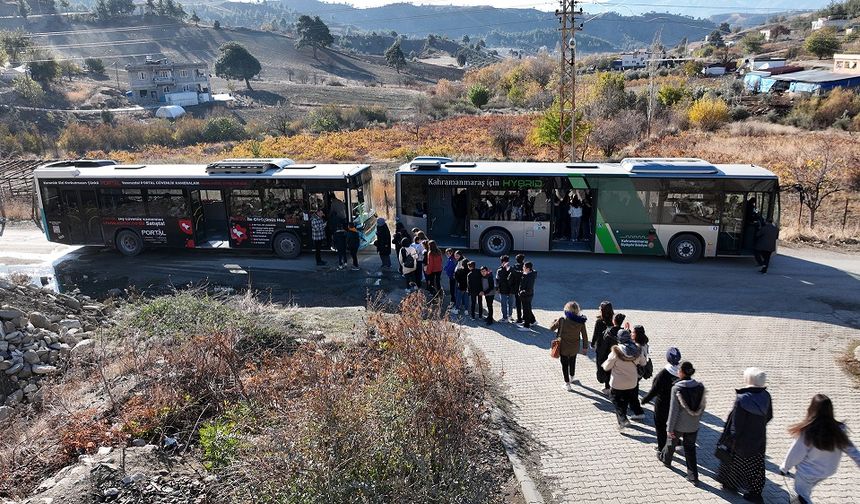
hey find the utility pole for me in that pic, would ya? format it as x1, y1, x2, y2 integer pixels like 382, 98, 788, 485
646, 29, 662, 137
556, 0, 583, 163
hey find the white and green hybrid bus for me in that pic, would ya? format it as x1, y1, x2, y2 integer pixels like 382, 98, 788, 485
395, 157, 779, 263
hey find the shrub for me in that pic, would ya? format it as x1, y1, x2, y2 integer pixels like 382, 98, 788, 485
657, 84, 688, 107
683, 60, 703, 77
12, 75, 44, 103
467, 83, 490, 108
308, 105, 342, 133
688, 97, 729, 131
172, 117, 207, 145
729, 106, 751, 121
813, 88, 860, 128
199, 417, 240, 470
203, 116, 246, 142
84, 57, 105, 74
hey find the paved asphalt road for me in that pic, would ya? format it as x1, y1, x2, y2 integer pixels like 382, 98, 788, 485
2, 223, 859, 503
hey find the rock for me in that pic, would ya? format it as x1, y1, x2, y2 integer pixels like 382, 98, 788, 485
4, 362, 23, 375
59, 319, 82, 330
854, 345, 860, 363
29, 312, 52, 330
31, 364, 57, 375
18, 364, 32, 379
0, 341, 7, 352
71, 339, 96, 358
0, 405, 12, 421
97, 446, 113, 455
57, 294, 82, 311
23, 349, 40, 364
3, 330, 22, 342
3, 321, 14, 333
6, 389, 23, 404
103, 487, 120, 497
131, 438, 147, 447
23, 383, 38, 394
0, 360, 11, 371
0, 306, 25, 320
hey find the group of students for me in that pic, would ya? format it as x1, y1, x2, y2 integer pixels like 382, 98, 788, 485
390, 223, 539, 329
550, 300, 860, 503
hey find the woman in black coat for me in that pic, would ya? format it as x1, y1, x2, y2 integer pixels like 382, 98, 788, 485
375, 217, 392, 268
642, 347, 682, 453
716, 367, 773, 503
392, 221, 408, 272
590, 302, 616, 393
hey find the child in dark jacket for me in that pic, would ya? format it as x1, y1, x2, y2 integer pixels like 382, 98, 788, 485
642, 347, 682, 453
333, 225, 347, 269
346, 223, 360, 270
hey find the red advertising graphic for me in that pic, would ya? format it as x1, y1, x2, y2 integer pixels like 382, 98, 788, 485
178, 219, 193, 235
231, 224, 248, 244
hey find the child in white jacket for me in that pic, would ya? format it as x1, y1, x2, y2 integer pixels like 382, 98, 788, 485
780, 394, 860, 504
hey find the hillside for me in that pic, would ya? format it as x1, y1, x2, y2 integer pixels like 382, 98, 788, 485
11, 18, 463, 87
187, 1, 717, 53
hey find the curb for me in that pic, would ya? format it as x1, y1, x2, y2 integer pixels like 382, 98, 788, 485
493, 407, 545, 504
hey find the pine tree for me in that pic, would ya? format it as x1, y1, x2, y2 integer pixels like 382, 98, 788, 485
384, 39, 406, 73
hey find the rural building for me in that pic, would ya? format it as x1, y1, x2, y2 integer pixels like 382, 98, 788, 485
743, 56, 787, 71
610, 51, 650, 70
846, 25, 860, 35
811, 17, 850, 31
126, 58, 213, 107
834, 53, 860, 74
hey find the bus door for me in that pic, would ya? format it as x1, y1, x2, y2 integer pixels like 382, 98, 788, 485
191, 190, 228, 245
59, 189, 85, 243
79, 190, 104, 244
427, 186, 466, 247
717, 193, 746, 254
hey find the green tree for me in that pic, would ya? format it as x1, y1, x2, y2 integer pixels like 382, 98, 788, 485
13, 75, 45, 103
84, 57, 106, 74
190, 10, 199, 25
28, 54, 62, 87
530, 102, 589, 148
657, 84, 688, 107
17, 0, 29, 18
805, 29, 841, 59
59, 60, 82, 81
707, 30, 724, 48
213, 20, 221, 30
741, 33, 765, 53
215, 41, 261, 90
719, 22, 731, 33
467, 83, 490, 108
295, 15, 333, 59
0, 30, 32, 63
384, 39, 406, 73
456, 51, 466, 66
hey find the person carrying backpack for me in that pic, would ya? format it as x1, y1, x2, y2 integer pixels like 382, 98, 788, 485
662, 360, 706, 486
398, 237, 419, 290
375, 217, 392, 269
601, 328, 647, 431
466, 261, 483, 320
642, 347, 682, 453
496, 255, 514, 323
332, 224, 347, 269
510, 254, 524, 323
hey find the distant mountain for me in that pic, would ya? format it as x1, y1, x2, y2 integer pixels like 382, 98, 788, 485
194, 0, 717, 53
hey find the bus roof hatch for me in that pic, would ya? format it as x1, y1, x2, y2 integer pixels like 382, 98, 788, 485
621, 158, 719, 175
206, 158, 294, 174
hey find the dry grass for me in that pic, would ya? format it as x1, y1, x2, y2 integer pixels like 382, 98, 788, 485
838, 341, 860, 384
1, 196, 34, 221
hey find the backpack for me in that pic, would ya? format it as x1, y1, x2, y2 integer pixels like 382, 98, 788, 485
401, 249, 415, 269
637, 358, 654, 380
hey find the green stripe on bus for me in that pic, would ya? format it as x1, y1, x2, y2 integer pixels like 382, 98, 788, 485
595, 211, 620, 254
567, 175, 589, 189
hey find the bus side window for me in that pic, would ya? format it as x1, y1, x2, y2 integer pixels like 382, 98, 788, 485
230, 189, 264, 217
399, 176, 426, 218
42, 187, 61, 217
146, 189, 187, 218
262, 188, 304, 221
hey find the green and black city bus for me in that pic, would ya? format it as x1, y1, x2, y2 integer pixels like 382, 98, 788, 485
395, 157, 779, 263
34, 158, 376, 258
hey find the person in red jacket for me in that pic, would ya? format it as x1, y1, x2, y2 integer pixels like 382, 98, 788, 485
424, 240, 444, 297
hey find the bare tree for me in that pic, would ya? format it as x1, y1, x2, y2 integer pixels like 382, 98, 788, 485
406, 96, 433, 141
590, 110, 645, 158
268, 102, 296, 136
490, 122, 524, 159
790, 141, 851, 228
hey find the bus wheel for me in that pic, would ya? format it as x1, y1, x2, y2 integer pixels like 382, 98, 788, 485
115, 229, 143, 257
273, 232, 301, 259
480, 228, 513, 257
668, 233, 702, 264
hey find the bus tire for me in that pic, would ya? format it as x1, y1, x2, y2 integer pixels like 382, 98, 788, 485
115, 229, 143, 257
273, 232, 301, 259
480, 228, 513, 257
668, 233, 703, 264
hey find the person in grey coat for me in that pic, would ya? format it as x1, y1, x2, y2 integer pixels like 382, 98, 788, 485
661, 361, 706, 486
754, 218, 778, 274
